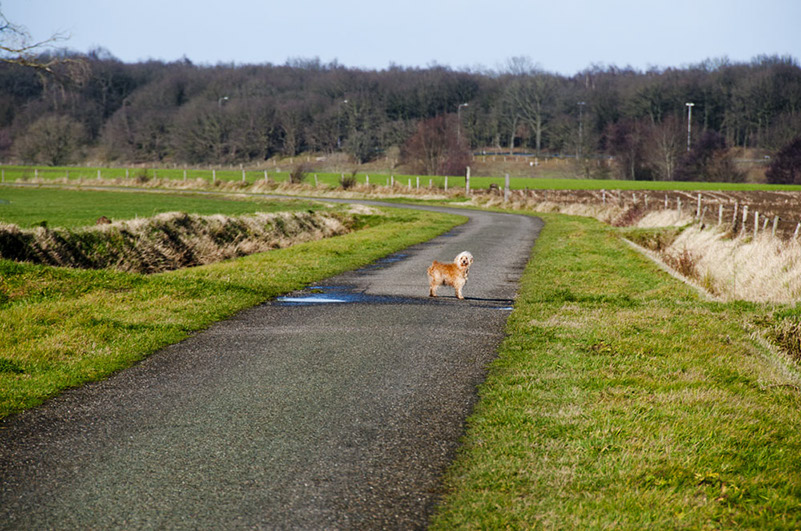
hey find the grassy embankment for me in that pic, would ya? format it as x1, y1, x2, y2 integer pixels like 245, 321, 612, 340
5, 164, 801, 192
432, 212, 801, 528
0, 188, 465, 419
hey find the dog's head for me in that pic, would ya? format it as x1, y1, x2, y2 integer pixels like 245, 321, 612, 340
455, 251, 474, 270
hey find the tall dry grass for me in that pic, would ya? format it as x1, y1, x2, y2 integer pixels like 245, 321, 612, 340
0, 210, 352, 273
474, 193, 801, 304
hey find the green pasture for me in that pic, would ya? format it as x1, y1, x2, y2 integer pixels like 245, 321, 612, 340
0, 186, 327, 228
4, 164, 801, 192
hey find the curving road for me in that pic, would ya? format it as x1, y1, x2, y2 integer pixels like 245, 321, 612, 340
0, 204, 542, 529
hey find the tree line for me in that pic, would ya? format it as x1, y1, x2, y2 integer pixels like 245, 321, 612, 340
1, 50, 800, 182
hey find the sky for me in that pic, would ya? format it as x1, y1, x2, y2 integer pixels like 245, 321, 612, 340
5, 0, 801, 75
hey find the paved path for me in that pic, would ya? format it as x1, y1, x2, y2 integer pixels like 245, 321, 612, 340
0, 204, 542, 529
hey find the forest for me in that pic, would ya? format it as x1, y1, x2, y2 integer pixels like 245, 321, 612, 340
1, 50, 800, 182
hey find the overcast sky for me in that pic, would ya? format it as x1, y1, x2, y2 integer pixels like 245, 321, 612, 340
5, 0, 801, 74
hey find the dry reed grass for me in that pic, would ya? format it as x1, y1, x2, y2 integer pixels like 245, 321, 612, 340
473, 193, 801, 304
0, 210, 354, 273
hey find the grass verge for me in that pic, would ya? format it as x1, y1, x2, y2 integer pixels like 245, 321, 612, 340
0, 207, 465, 420
432, 212, 801, 528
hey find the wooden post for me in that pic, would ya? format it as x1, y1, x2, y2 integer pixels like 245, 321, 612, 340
416, 176, 419, 189
242, 169, 246, 182
183, 169, 187, 181
97, 169, 101, 179
794, 222, 800, 240
465, 166, 471, 195
264, 170, 268, 182
391, 175, 394, 187
754, 211, 759, 239
677, 198, 682, 215
444, 176, 448, 191
408, 178, 412, 190
772, 216, 779, 237
213, 169, 216, 183
718, 204, 723, 226
602, 189, 606, 204
645, 194, 649, 209
732, 203, 738, 227
696, 193, 701, 218
126, 168, 129, 178
314, 174, 318, 186
366, 175, 370, 186
504, 173, 510, 203
741, 205, 748, 235
1, 169, 4, 182
664, 194, 668, 208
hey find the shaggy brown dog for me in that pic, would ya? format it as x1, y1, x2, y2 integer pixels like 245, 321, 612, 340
427, 251, 474, 299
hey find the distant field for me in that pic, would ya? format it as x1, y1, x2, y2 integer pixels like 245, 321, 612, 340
4, 165, 801, 192
0, 187, 327, 228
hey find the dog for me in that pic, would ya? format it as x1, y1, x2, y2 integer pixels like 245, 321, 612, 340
427, 251, 473, 299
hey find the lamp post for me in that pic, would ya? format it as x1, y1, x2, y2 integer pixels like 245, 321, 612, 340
337, 99, 348, 150
686, 102, 695, 152
577, 101, 586, 160
457, 102, 469, 143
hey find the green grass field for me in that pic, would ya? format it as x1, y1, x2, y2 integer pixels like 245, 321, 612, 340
5, 164, 801, 192
431, 212, 801, 528
0, 202, 465, 419
0, 186, 330, 228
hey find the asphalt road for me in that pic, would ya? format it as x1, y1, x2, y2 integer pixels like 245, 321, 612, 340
0, 204, 542, 529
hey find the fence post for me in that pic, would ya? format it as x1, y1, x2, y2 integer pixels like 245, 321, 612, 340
264, 170, 268, 182
242, 169, 246, 182
754, 211, 759, 239
212, 169, 216, 183
366, 175, 370, 186
416, 176, 419, 189
696, 193, 701, 218
602, 189, 606, 204
504, 173, 510, 203
794, 222, 801, 240
314, 174, 318, 186
1, 169, 4, 182
772, 216, 779, 237
465, 166, 471, 195
183, 169, 187, 181
677, 198, 682, 215
444, 176, 448, 191
718, 204, 723, 226
408, 178, 412, 190
741, 205, 748, 235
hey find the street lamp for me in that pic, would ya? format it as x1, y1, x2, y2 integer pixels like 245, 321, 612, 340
685, 102, 695, 152
457, 102, 469, 142
577, 101, 586, 160
337, 99, 349, 149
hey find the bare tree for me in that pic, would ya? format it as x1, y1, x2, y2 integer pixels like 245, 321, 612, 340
0, 9, 85, 78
